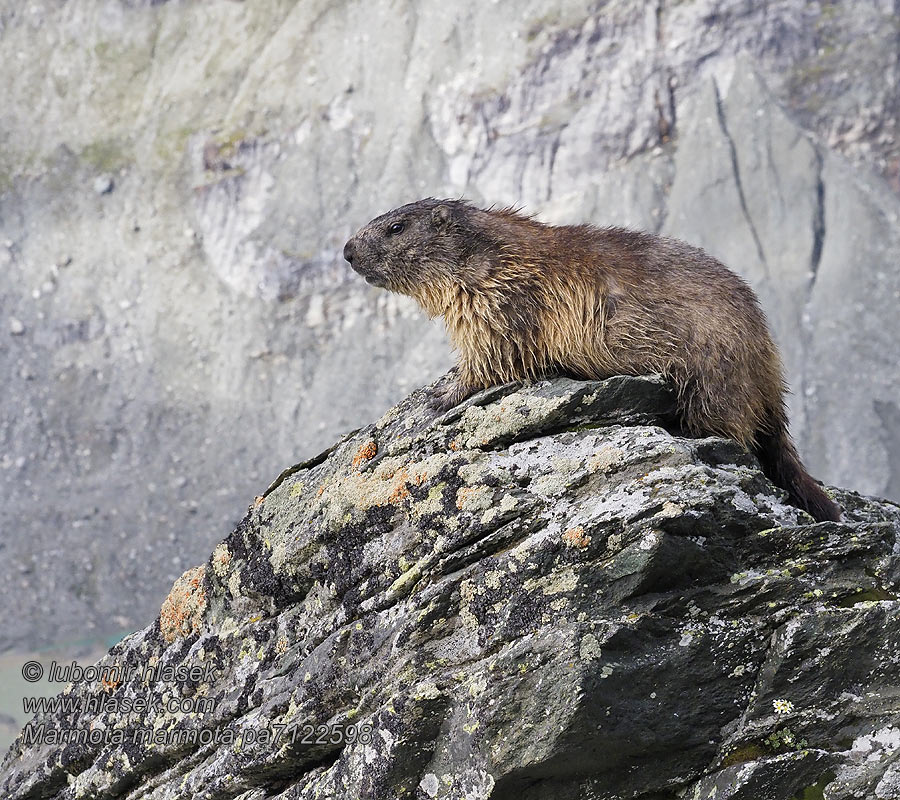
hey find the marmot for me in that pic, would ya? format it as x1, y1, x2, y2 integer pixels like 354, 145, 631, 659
343, 198, 841, 523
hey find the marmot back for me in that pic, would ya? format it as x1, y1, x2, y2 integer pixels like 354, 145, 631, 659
343, 198, 841, 523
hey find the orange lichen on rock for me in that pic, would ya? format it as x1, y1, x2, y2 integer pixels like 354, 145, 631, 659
562, 526, 592, 549
323, 454, 443, 515
389, 484, 410, 504
253, 495, 265, 507
160, 565, 208, 644
386, 463, 432, 505
456, 486, 479, 510
352, 439, 378, 468
100, 675, 121, 694
388, 467, 411, 504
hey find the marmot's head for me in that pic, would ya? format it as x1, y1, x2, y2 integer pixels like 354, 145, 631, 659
343, 198, 479, 300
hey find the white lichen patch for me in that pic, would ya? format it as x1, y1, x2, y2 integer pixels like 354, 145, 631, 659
460, 579, 486, 630
851, 725, 900, 758
588, 445, 625, 473
413, 680, 442, 701
211, 543, 232, 578
480, 492, 519, 525
484, 570, 504, 590
456, 484, 493, 512
457, 460, 503, 485
579, 632, 603, 661
531, 470, 579, 497
419, 773, 440, 797
659, 501, 684, 517
524, 567, 579, 596
455, 390, 566, 448
374, 404, 402, 429
467, 674, 488, 697
550, 455, 582, 476
639, 530, 663, 551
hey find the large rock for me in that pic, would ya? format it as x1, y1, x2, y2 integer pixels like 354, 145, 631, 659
1, 0, 899, 656
3, 376, 899, 799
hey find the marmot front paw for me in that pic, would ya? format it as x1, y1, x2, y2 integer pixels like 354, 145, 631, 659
426, 381, 476, 412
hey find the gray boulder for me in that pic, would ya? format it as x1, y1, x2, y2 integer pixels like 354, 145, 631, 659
3, 376, 899, 799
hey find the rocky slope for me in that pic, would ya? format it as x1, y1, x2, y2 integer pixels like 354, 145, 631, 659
2, 376, 900, 799
1, 0, 899, 653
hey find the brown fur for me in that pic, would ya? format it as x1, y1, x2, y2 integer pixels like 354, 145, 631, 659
343, 198, 841, 523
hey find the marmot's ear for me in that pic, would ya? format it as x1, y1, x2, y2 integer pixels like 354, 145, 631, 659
431, 204, 453, 229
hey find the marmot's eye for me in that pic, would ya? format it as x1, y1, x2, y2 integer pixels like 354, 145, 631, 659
387, 221, 406, 236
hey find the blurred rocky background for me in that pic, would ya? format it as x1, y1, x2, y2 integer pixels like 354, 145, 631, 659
0, 0, 898, 728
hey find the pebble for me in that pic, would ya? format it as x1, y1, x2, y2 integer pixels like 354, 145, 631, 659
93, 174, 114, 195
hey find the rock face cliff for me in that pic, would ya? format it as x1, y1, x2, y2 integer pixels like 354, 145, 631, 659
2, 0, 900, 654
3, 377, 900, 800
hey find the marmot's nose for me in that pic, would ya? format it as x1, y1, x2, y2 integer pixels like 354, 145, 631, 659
343, 240, 356, 265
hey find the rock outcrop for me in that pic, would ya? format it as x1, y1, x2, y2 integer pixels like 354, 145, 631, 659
3, 376, 900, 799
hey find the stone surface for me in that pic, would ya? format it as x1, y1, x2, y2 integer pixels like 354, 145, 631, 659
3, 376, 900, 799
0, 0, 899, 658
